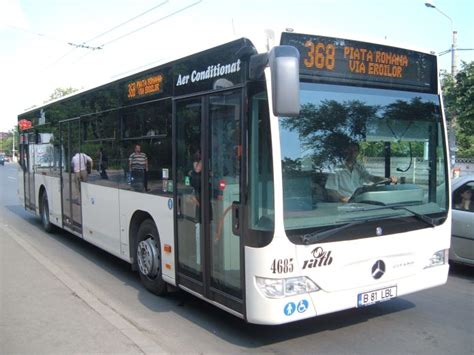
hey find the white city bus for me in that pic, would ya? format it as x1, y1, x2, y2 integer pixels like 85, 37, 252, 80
17, 30, 450, 325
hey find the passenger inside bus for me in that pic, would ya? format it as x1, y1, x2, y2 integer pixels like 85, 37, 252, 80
129, 144, 148, 192
190, 151, 202, 221
325, 142, 397, 203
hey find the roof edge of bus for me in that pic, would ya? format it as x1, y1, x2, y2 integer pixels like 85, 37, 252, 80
17, 34, 265, 118
277, 26, 437, 57
17, 27, 437, 118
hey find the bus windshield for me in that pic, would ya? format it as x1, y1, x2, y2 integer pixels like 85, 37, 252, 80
279, 82, 448, 239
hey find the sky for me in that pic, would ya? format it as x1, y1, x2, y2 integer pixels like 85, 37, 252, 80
0, 0, 473, 132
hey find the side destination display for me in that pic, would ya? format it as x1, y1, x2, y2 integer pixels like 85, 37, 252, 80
281, 32, 437, 93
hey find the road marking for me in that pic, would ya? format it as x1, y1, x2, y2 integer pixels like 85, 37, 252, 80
8, 176, 17, 181
2, 224, 168, 355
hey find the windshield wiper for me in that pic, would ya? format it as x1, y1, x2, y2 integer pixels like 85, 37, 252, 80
344, 203, 444, 228
390, 206, 444, 227
300, 205, 445, 245
301, 218, 377, 245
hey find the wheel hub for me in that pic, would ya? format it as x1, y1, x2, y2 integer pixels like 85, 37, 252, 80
137, 237, 159, 278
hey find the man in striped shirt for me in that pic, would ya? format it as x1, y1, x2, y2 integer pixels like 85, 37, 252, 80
129, 144, 148, 192
71, 152, 93, 197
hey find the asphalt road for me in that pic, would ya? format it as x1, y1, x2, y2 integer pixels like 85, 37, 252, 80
1, 162, 473, 354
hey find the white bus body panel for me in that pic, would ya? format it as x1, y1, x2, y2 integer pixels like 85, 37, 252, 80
17, 166, 24, 205
245, 221, 450, 325
28, 176, 176, 284
117, 190, 176, 284
80, 185, 176, 283
35, 174, 62, 227
81, 184, 121, 255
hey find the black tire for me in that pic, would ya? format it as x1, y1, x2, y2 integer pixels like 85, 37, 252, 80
136, 219, 167, 296
40, 192, 54, 233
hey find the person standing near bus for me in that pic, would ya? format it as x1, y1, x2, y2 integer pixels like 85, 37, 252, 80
71, 151, 93, 197
97, 147, 108, 180
129, 144, 148, 192
190, 152, 202, 265
325, 142, 397, 202
190, 152, 202, 216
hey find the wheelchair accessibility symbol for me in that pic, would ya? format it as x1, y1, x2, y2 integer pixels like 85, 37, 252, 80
297, 300, 309, 313
284, 300, 309, 316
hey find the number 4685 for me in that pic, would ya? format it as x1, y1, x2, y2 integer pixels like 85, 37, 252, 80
271, 258, 294, 274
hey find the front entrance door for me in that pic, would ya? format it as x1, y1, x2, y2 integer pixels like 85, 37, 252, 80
23, 135, 36, 211
60, 119, 83, 234
175, 91, 243, 312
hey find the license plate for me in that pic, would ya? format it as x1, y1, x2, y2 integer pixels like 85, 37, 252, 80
357, 286, 397, 307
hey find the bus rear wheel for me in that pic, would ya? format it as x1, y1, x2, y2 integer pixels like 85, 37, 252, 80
40, 192, 54, 233
136, 219, 167, 296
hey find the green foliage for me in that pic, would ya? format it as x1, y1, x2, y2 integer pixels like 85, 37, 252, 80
441, 62, 474, 157
0, 134, 12, 155
45, 87, 78, 103
454, 62, 474, 136
282, 97, 438, 169
456, 132, 474, 158
440, 71, 456, 122
0, 126, 19, 156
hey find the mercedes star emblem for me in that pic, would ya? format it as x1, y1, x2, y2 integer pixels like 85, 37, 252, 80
371, 260, 386, 279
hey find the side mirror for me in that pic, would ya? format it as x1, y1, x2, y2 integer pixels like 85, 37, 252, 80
268, 46, 300, 117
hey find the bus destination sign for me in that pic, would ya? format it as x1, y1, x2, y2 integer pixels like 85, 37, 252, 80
281, 32, 437, 93
127, 74, 164, 100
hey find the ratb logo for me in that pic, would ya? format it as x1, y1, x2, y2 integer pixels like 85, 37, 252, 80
302, 247, 334, 269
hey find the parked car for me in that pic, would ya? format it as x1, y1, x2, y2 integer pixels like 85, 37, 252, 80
450, 175, 474, 266
0, 154, 5, 166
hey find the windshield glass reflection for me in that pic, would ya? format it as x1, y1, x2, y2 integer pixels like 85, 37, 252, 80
279, 83, 448, 233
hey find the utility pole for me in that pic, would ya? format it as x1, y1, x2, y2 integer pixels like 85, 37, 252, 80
425, 2, 458, 170
12, 129, 16, 162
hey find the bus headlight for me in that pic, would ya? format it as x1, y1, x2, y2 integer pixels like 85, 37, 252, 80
256, 276, 320, 298
425, 249, 449, 268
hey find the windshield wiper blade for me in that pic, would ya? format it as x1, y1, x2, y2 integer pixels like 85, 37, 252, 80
343, 202, 421, 213
344, 203, 443, 227
390, 206, 444, 227
300, 205, 444, 245
301, 219, 370, 245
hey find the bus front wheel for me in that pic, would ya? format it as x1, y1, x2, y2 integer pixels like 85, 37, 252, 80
136, 219, 167, 296
40, 192, 54, 233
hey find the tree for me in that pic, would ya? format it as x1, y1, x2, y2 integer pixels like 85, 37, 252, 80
454, 62, 474, 136
441, 62, 474, 158
45, 87, 78, 103
281, 96, 438, 172
282, 99, 379, 168
0, 127, 19, 157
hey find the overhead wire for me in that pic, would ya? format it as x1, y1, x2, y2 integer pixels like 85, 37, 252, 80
439, 48, 474, 56
8, 25, 74, 46
70, 0, 203, 65
99, 0, 203, 47
8, 25, 102, 50
44, 0, 175, 68
83, 0, 169, 44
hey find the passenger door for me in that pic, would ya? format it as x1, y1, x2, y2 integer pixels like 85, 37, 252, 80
175, 90, 243, 312
24, 135, 36, 211
60, 119, 83, 234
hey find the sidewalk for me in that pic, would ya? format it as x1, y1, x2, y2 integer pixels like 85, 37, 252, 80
0, 224, 141, 354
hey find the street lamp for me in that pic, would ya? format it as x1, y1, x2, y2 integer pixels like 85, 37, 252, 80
425, 1, 458, 171
424, 1, 457, 76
